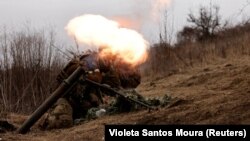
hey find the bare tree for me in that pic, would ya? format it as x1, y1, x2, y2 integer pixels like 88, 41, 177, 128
0, 27, 65, 113
159, 10, 175, 45
187, 5, 221, 41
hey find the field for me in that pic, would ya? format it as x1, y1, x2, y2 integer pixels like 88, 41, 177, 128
1, 54, 250, 140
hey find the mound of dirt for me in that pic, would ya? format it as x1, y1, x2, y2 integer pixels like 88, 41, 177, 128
1, 56, 250, 141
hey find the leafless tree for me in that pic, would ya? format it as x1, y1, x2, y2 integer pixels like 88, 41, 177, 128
0, 27, 65, 113
187, 5, 221, 41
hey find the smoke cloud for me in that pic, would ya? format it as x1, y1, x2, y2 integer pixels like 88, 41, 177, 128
112, 0, 171, 30
65, 14, 149, 66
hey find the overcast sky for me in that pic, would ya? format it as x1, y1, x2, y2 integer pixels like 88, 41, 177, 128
1, 0, 250, 47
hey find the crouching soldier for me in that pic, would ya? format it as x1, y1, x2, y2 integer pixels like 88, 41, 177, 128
39, 51, 142, 130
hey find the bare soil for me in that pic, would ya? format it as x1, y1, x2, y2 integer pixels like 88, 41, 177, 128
1, 56, 250, 141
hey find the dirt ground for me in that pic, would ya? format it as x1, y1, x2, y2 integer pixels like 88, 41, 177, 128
1, 56, 250, 141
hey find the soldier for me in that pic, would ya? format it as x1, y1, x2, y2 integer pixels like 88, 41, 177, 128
39, 51, 142, 130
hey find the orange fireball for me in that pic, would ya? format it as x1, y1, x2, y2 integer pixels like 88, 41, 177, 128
65, 14, 149, 66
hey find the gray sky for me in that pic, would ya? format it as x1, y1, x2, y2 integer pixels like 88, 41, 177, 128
1, 0, 250, 47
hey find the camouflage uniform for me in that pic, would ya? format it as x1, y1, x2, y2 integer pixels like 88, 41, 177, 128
39, 98, 73, 129
39, 52, 142, 130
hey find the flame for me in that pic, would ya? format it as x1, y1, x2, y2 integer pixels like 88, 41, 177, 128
65, 14, 149, 66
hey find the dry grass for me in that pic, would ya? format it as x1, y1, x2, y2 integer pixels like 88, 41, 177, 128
142, 22, 250, 78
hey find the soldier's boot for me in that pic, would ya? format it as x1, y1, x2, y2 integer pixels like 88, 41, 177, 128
39, 98, 73, 130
